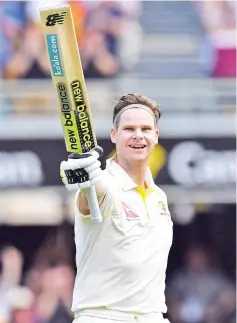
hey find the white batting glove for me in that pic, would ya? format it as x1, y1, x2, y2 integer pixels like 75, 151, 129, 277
60, 150, 103, 191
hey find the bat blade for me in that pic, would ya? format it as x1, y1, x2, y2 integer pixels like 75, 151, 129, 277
40, 5, 97, 155
40, 5, 103, 224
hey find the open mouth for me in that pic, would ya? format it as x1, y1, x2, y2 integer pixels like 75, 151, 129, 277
129, 145, 146, 150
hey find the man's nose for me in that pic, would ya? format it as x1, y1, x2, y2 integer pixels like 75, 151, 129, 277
132, 129, 143, 139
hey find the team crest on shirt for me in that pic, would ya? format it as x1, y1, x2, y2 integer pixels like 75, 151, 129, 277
122, 202, 139, 221
158, 201, 170, 216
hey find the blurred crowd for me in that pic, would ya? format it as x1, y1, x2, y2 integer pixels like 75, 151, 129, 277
0, 1, 142, 79
0, 233, 235, 323
1, 0, 236, 80
167, 244, 236, 323
0, 226, 75, 323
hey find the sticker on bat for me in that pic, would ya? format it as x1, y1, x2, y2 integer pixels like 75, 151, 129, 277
46, 34, 64, 76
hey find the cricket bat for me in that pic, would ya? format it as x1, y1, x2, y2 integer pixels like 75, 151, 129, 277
39, 5, 103, 223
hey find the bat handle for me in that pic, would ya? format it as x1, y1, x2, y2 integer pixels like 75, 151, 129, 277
86, 186, 103, 223
87, 146, 103, 223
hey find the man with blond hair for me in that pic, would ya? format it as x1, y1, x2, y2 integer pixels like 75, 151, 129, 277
60, 94, 173, 323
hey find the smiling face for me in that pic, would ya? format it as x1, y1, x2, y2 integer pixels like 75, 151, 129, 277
111, 108, 159, 166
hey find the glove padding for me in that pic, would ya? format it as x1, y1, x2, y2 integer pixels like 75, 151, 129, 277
60, 150, 103, 191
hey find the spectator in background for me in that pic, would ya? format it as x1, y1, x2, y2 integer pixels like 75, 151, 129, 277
69, 1, 87, 46
117, 1, 143, 72
28, 265, 73, 323
195, 0, 236, 78
167, 244, 236, 323
0, 2, 25, 77
3, 19, 50, 79
86, 1, 123, 56
81, 1, 121, 78
0, 225, 74, 323
23, 224, 74, 323
0, 245, 34, 323
81, 25, 120, 78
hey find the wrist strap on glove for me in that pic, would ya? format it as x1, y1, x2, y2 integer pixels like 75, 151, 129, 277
64, 168, 89, 184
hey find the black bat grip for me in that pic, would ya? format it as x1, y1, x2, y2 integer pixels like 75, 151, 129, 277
68, 146, 103, 159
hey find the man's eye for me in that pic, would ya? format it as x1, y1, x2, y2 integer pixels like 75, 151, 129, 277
143, 128, 151, 131
124, 127, 133, 131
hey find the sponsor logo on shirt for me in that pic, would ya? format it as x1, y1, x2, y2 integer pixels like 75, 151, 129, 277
122, 202, 139, 221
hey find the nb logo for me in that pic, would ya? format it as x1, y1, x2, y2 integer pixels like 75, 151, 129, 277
46, 12, 66, 26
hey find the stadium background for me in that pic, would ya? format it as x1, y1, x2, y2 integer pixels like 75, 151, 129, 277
0, 1, 236, 323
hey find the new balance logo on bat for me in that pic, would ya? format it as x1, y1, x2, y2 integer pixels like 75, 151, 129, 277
46, 12, 66, 26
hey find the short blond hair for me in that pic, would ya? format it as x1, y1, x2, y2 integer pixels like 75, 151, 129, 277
113, 94, 162, 127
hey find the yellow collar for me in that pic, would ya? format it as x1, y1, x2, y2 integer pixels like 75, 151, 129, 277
106, 156, 155, 194
136, 184, 153, 199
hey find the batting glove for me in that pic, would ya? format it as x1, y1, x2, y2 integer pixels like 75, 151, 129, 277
60, 149, 103, 191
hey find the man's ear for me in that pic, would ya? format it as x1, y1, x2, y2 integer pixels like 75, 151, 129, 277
155, 128, 159, 144
110, 127, 116, 143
